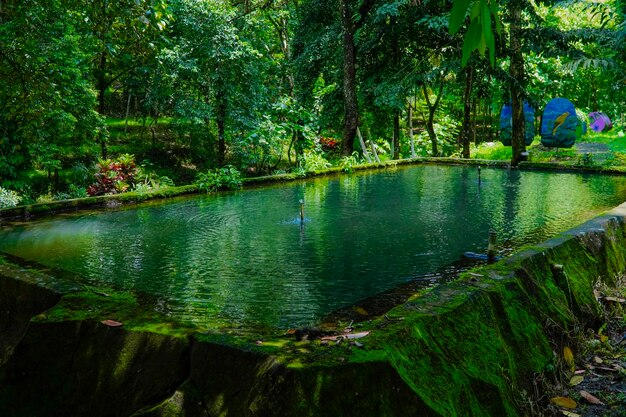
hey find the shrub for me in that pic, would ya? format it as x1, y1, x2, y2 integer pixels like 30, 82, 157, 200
87, 154, 138, 196
339, 152, 363, 173
0, 187, 22, 208
299, 150, 331, 172
195, 165, 243, 193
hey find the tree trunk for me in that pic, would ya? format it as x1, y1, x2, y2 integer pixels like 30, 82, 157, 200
393, 110, 400, 159
340, 0, 358, 156
216, 87, 227, 166
509, 0, 527, 166
460, 65, 474, 158
422, 80, 444, 157
426, 112, 438, 157
408, 102, 416, 158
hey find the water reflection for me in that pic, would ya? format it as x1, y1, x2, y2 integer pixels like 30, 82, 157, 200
1, 165, 625, 329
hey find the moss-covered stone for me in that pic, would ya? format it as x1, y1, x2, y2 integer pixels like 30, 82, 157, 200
0, 320, 190, 417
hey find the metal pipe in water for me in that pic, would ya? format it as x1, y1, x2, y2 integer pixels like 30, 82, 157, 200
487, 230, 497, 263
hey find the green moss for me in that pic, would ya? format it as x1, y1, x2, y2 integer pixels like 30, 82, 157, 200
36, 288, 196, 339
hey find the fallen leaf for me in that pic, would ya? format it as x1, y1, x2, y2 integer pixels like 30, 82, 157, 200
579, 390, 605, 405
564, 346, 574, 364
101, 319, 123, 327
564, 346, 575, 372
321, 331, 370, 341
352, 306, 369, 316
561, 411, 580, 417
286, 329, 296, 335
593, 356, 603, 364
600, 334, 609, 343
569, 375, 584, 386
346, 331, 370, 339
551, 397, 577, 409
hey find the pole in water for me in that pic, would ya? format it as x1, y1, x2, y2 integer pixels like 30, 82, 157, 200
299, 199, 304, 223
478, 165, 482, 185
487, 230, 497, 263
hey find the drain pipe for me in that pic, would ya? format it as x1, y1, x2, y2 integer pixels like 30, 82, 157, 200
487, 230, 497, 263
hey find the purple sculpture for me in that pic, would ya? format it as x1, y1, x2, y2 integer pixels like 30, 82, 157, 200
588, 112, 613, 133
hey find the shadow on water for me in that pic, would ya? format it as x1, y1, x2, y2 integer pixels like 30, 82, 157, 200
322, 255, 484, 326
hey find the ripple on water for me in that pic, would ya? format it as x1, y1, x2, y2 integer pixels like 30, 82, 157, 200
1, 166, 626, 329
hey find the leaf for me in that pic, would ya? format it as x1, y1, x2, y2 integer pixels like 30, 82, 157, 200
449, 0, 472, 35
470, 0, 481, 19
561, 411, 580, 417
569, 375, 584, 386
321, 331, 370, 341
101, 319, 123, 327
551, 397, 577, 409
352, 306, 369, 316
600, 334, 609, 343
461, 18, 482, 66
564, 346, 575, 370
579, 390, 605, 405
346, 331, 370, 339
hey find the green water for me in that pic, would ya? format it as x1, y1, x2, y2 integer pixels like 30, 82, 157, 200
1, 165, 626, 330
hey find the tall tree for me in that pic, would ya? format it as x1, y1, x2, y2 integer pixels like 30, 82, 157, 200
0, 0, 101, 187
76, 0, 169, 158
161, 0, 269, 166
508, 0, 527, 165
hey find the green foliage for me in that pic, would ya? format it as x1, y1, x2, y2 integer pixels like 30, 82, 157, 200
413, 115, 461, 157
339, 152, 364, 173
0, 0, 103, 184
470, 142, 513, 160
195, 165, 243, 193
87, 154, 138, 196
449, 0, 501, 65
299, 150, 331, 172
0, 187, 22, 208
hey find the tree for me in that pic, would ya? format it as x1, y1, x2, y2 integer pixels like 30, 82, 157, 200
160, 0, 270, 166
0, 0, 101, 188
76, 0, 170, 158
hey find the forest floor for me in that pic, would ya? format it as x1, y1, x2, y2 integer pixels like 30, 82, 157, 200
540, 280, 626, 417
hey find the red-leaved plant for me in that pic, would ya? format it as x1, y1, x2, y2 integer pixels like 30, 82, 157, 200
87, 154, 138, 196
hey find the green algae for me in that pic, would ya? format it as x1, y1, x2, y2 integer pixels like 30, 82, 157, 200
36, 288, 197, 339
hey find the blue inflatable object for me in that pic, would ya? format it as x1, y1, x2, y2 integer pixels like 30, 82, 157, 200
499, 102, 535, 146
540, 98, 579, 148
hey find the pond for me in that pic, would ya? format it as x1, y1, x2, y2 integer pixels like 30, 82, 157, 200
2, 165, 626, 331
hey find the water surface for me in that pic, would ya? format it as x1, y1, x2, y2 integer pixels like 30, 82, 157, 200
2, 165, 625, 329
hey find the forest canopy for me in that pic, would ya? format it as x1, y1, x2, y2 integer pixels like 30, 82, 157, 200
1, 0, 625, 204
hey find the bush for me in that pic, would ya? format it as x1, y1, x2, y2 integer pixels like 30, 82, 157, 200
195, 165, 243, 193
87, 154, 138, 196
0, 187, 21, 208
299, 150, 331, 172
339, 152, 363, 173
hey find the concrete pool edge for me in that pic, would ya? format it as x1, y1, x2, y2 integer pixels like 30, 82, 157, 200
1, 203, 626, 415
5, 157, 624, 222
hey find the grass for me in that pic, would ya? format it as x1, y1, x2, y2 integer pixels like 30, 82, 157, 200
105, 117, 175, 128
470, 129, 626, 170
470, 141, 513, 160
579, 130, 626, 153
